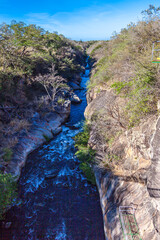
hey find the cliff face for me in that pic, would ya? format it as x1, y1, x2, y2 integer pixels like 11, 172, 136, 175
85, 87, 160, 240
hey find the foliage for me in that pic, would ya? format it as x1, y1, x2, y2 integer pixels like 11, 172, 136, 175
0, 173, 17, 219
89, 4, 160, 127
75, 123, 96, 185
75, 146, 95, 163
0, 20, 85, 107
79, 162, 96, 185
112, 69, 156, 126
75, 124, 90, 147
76, 147, 96, 185
3, 148, 13, 162
57, 97, 65, 105
90, 44, 103, 56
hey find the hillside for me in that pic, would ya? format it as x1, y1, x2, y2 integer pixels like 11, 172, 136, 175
0, 21, 88, 219
84, 5, 160, 239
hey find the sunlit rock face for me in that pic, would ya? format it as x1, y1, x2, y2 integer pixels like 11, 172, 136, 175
85, 86, 160, 239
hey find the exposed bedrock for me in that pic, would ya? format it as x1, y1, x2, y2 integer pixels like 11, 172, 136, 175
6, 100, 71, 180
85, 88, 160, 239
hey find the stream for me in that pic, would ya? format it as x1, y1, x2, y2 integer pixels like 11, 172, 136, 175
1, 60, 105, 240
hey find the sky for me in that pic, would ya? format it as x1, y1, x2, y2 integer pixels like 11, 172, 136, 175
0, 0, 159, 40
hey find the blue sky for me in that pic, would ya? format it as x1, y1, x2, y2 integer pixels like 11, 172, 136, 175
0, 0, 159, 40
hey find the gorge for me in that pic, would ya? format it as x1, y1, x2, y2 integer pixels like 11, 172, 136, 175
0, 58, 105, 240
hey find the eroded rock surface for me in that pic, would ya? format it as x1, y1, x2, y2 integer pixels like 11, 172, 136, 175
6, 102, 70, 180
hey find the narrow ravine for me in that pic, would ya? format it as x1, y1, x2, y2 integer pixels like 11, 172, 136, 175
1, 59, 105, 240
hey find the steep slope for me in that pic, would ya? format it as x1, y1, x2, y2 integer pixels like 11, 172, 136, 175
85, 10, 160, 239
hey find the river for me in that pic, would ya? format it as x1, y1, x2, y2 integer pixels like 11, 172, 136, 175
1, 59, 105, 240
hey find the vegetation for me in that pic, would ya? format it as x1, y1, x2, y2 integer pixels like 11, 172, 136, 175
85, 5, 160, 173
0, 20, 86, 175
3, 148, 13, 162
88, 5, 160, 127
57, 97, 65, 105
0, 173, 17, 220
75, 123, 96, 185
0, 21, 87, 217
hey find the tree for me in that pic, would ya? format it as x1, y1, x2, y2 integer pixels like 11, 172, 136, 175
10, 21, 46, 56
34, 65, 68, 102
142, 5, 160, 21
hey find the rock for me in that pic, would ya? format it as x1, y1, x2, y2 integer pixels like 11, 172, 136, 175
6, 109, 70, 180
54, 100, 71, 114
68, 82, 82, 90
44, 166, 59, 179
5, 222, 12, 229
153, 211, 160, 233
70, 92, 82, 103
45, 173, 57, 179
32, 112, 40, 120
72, 74, 82, 83
51, 127, 62, 136
64, 124, 80, 130
45, 169, 58, 179
86, 84, 160, 239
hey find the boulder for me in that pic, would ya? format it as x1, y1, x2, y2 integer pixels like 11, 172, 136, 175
44, 169, 59, 179
4, 222, 12, 229
70, 92, 82, 103
51, 127, 62, 136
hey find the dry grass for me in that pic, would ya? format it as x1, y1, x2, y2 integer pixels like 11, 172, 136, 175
9, 118, 31, 133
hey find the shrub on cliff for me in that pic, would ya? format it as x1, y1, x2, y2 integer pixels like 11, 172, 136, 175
89, 4, 160, 127
75, 124, 90, 147
0, 173, 17, 220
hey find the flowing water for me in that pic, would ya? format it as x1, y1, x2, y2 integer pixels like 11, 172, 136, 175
1, 60, 105, 240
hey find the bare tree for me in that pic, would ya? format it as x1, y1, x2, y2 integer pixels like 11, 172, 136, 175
34, 64, 67, 103
106, 103, 126, 129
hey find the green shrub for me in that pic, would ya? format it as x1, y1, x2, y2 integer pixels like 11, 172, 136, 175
79, 162, 96, 185
57, 97, 65, 105
74, 123, 90, 147
0, 173, 17, 219
76, 147, 96, 185
111, 81, 132, 95
3, 148, 13, 162
75, 147, 96, 163
75, 123, 96, 185
111, 68, 157, 126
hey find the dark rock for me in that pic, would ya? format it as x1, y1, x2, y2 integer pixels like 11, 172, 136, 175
45, 170, 58, 179
44, 168, 59, 179
54, 100, 71, 114
4, 222, 12, 229
69, 82, 81, 90
51, 127, 62, 136
32, 112, 40, 121
45, 173, 57, 179
64, 124, 79, 130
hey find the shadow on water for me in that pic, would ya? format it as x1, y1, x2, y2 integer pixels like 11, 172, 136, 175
1, 58, 105, 240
